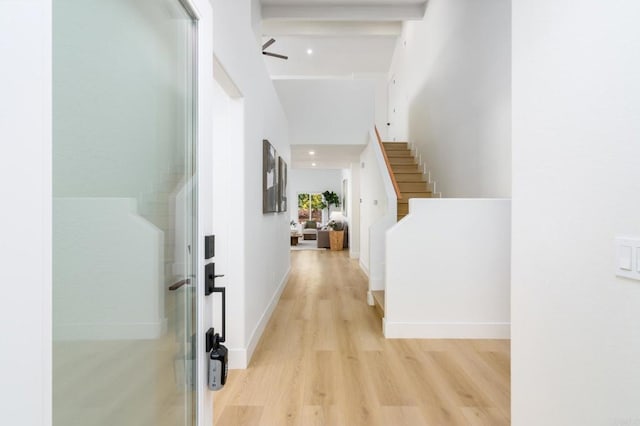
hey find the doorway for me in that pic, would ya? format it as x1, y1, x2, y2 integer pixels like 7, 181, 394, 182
52, 0, 198, 424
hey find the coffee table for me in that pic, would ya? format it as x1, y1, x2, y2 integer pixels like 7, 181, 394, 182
290, 233, 302, 246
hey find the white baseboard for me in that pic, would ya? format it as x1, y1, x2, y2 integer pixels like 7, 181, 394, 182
227, 348, 247, 370
228, 267, 291, 370
369, 276, 384, 292
383, 320, 510, 339
366, 291, 374, 306
349, 250, 359, 259
359, 260, 369, 277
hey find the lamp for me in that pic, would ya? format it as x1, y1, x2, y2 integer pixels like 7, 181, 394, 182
329, 211, 346, 223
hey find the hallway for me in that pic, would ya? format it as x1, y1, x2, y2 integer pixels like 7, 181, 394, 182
213, 250, 510, 425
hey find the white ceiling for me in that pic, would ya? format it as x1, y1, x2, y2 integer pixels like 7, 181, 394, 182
262, 35, 397, 77
291, 144, 365, 169
260, 1, 425, 77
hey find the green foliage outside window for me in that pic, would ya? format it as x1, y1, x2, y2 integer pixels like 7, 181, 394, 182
298, 193, 326, 222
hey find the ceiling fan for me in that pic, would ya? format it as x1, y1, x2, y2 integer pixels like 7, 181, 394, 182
262, 38, 288, 60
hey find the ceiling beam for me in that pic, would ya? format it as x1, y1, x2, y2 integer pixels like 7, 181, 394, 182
263, 20, 402, 37
262, 4, 427, 21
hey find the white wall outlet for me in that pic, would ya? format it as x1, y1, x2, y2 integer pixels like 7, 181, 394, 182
615, 237, 640, 280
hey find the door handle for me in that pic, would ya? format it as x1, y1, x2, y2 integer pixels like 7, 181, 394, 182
169, 278, 190, 291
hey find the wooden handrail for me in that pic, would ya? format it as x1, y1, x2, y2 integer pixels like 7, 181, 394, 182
374, 126, 402, 200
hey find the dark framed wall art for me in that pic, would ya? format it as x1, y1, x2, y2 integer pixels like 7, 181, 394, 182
263, 139, 278, 213
278, 156, 287, 212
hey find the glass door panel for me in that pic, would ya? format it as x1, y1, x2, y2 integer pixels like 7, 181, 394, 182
52, 0, 197, 425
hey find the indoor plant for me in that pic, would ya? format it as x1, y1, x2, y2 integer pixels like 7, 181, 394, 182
322, 190, 340, 219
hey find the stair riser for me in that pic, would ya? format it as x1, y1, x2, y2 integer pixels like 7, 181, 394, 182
389, 157, 416, 165
394, 173, 424, 182
397, 204, 409, 215
399, 182, 429, 192
386, 151, 413, 158
399, 192, 433, 200
392, 165, 422, 173
383, 143, 408, 150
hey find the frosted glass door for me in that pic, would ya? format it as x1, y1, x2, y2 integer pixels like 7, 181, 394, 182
52, 0, 197, 425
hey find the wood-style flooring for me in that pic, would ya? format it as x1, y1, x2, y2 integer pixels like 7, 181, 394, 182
213, 250, 510, 425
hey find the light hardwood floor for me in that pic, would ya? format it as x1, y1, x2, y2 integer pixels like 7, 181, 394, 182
213, 250, 510, 425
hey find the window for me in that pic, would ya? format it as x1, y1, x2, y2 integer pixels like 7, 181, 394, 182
297, 193, 325, 224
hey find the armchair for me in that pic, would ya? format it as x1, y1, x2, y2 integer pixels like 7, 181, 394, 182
302, 220, 318, 240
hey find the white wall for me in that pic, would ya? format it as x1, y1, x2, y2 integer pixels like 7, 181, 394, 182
0, 1, 51, 424
358, 138, 389, 277
512, 1, 640, 425
211, 75, 246, 368
388, 0, 511, 197
342, 166, 360, 258
385, 199, 510, 338
274, 79, 376, 146
288, 168, 343, 223
211, 0, 291, 367
372, 75, 390, 139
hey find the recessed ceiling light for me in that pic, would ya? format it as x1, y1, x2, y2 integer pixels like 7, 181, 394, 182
306, 48, 313, 55
311, 162, 317, 167
308, 151, 315, 155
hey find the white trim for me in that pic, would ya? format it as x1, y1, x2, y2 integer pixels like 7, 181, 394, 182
230, 267, 291, 369
262, 4, 426, 21
369, 276, 384, 292
349, 250, 360, 259
383, 321, 511, 339
262, 20, 402, 37
190, 1, 214, 425
226, 348, 248, 370
359, 259, 369, 277
366, 291, 374, 306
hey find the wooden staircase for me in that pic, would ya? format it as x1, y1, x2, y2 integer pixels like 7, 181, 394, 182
382, 142, 434, 221
368, 136, 436, 319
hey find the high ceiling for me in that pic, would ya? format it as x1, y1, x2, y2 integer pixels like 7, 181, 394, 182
290, 144, 365, 169
260, 0, 427, 77
261, 35, 397, 77
261, 1, 427, 168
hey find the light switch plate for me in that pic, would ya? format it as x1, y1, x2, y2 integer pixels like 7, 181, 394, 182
619, 245, 632, 271
615, 237, 640, 281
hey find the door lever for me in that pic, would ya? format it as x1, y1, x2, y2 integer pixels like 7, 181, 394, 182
205, 263, 225, 296
169, 278, 190, 291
